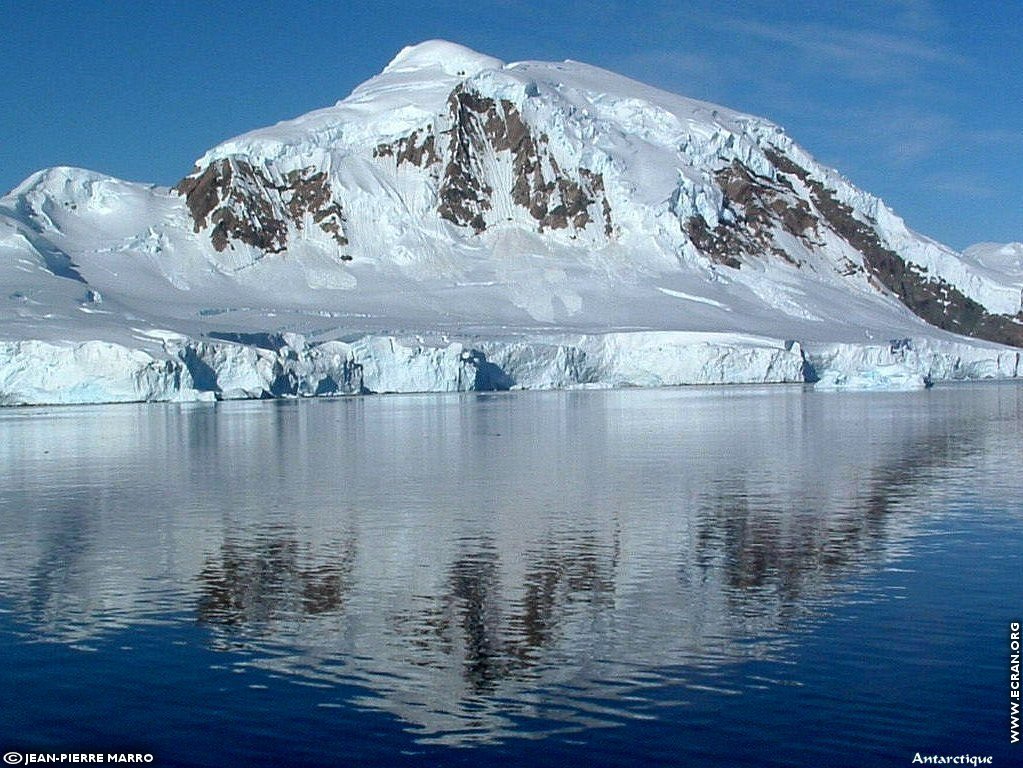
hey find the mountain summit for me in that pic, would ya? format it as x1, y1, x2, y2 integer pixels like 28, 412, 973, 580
1, 41, 1020, 404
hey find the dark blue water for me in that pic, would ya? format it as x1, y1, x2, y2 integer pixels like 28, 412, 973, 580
0, 384, 1020, 767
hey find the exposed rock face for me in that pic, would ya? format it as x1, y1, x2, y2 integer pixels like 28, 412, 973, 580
284, 168, 348, 250
683, 160, 827, 271
373, 127, 441, 168
440, 86, 613, 234
764, 149, 1023, 347
175, 159, 348, 254
375, 85, 615, 237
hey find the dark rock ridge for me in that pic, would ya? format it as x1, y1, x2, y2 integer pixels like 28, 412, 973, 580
764, 149, 1023, 348
372, 127, 441, 168
175, 158, 349, 255
376, 85, 615, 237
682, 147, 1021, 348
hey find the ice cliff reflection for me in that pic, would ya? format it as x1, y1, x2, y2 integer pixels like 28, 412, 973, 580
0, 385, 1019, 744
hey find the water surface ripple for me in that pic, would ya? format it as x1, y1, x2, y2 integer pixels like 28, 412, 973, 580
0, 384, 1020, 766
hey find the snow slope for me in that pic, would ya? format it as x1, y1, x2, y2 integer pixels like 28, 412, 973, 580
1, 41, 1020, 404
963, 242, 1023, 284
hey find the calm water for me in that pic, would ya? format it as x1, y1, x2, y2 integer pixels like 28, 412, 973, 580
0, 385, 1020, 767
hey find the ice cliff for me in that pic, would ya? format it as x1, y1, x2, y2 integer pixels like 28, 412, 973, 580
2, 330, 1019, 406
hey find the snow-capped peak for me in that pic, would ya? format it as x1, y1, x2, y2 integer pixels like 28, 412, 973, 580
382, 39, 504, 78
193, 40, 503, 167
7, 166, 123, 201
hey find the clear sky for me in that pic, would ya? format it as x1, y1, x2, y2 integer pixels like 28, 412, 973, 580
2, 0, 1019, 250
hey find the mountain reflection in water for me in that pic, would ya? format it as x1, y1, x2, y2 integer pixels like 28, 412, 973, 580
0, 384, 1019, 745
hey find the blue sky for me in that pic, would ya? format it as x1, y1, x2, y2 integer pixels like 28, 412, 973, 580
2, 0, 1019, 249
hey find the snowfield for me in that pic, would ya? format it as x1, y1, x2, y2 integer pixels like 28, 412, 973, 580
1, 41, 1021, 404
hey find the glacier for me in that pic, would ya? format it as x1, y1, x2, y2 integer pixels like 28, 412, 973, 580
1, 40, 1021, 405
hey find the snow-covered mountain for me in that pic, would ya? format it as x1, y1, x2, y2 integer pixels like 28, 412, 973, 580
963, 242, 1023, 281
1, 40, 1020, 404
